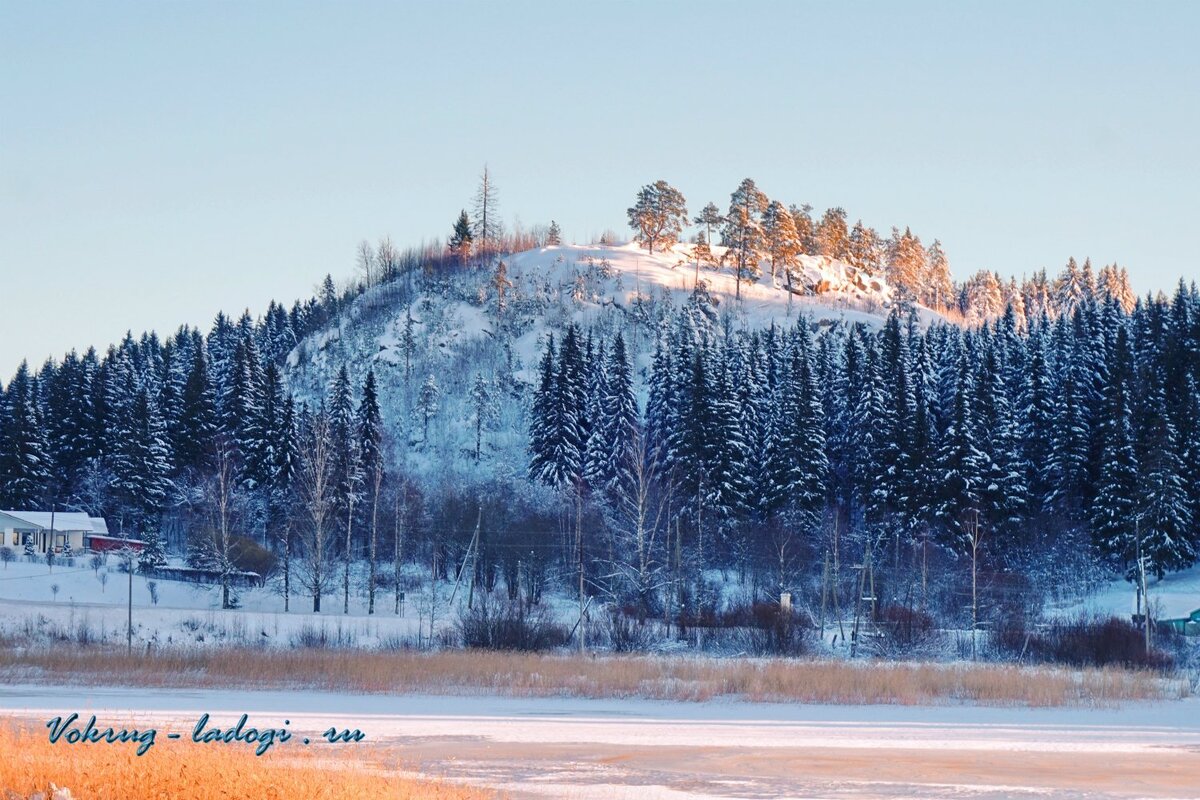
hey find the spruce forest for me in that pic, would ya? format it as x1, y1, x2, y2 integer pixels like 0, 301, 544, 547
2, 175, 1198, 660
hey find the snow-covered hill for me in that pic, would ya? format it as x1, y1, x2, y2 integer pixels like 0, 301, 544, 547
283, 242, 944, 478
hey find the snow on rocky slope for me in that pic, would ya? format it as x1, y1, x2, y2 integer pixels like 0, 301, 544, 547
282, 242, 945, 478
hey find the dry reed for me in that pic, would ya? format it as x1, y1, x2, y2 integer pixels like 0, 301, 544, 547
0, 722, 492, 800
0, 646, 1185, 707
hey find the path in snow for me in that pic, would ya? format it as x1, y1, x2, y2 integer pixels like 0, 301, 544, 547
1, 684, 1197, 799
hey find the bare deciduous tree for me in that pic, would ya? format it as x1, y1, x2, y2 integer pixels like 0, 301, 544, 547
295, 407, 336, 612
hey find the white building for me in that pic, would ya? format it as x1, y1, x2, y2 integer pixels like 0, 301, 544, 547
0, 510, 110, 555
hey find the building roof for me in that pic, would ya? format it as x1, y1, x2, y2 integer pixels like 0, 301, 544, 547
0, 510, 106, 532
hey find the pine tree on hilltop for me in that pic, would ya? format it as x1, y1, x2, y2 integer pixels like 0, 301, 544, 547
546, 220, 562, 246
815, 207, 850, 261
789, 204, 817, 254
922, 239, 954, 311
847, 220, 882, 276
627, 180, 688, 254
694, 202, 724, 244
886, 227, 925, 306
762, 200, 802, 289
722, 178, 768, 299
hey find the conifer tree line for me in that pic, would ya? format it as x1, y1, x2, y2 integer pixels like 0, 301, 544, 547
0, 299, 392, 612
527, 281, 1200, 620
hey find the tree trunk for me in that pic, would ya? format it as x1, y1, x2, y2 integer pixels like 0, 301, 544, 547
368, 491, 379, 615
343, 498, 354, 614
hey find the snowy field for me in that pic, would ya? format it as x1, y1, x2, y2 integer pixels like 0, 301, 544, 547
2, 684, 1198, 799
0, 556, 447, 648
1055, 562, 1200, 623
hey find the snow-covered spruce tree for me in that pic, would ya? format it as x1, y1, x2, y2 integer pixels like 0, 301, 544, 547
175, 339, 219, 475
468, 371, 498, 462
627, 180, 688, 254
1090, 327, 1139, 571
1054, 257, 1091, 320
356, 369, 384, 613
1136, 379, 1195, 578
42, 349, 95, 499
765, 325, 827, 532
546, 325, 587, 488
448, 209, 474, 264
109, 382, 172, 537
546, 220, 562, 246
528, 334, 558, 485
327, 365, 362, 614
0, 361, 51, 507
416, 373, 440, 444
400, 307, 417, 385
598, 333, 639, 498
269, 391, 298, 611
582, 339, 611, 489
932, 349, 1000, 645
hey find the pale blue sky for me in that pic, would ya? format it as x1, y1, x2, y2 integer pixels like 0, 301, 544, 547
3, 1, 1198, 377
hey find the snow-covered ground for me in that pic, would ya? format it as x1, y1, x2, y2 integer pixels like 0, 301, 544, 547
283, 241, 945, 484
1053, 563, 1200, 622
0, 556, 444, 648
2, 684, 1197, 799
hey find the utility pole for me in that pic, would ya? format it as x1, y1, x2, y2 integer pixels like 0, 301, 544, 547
576, 486, 585, 655
395, 483, 407, 616
1135, 516, 1151, 655
466, 506, 482, 610
126, 548, 134, 655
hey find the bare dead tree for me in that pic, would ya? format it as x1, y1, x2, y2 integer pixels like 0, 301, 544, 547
355, 240, 376, 288
471, 165, 501, 260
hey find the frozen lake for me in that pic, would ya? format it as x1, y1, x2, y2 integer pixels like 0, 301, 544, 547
2, 683, 1198, 798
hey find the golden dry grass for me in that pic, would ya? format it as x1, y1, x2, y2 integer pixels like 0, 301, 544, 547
0, 722, 492, 800
0, 645, 1185, 707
